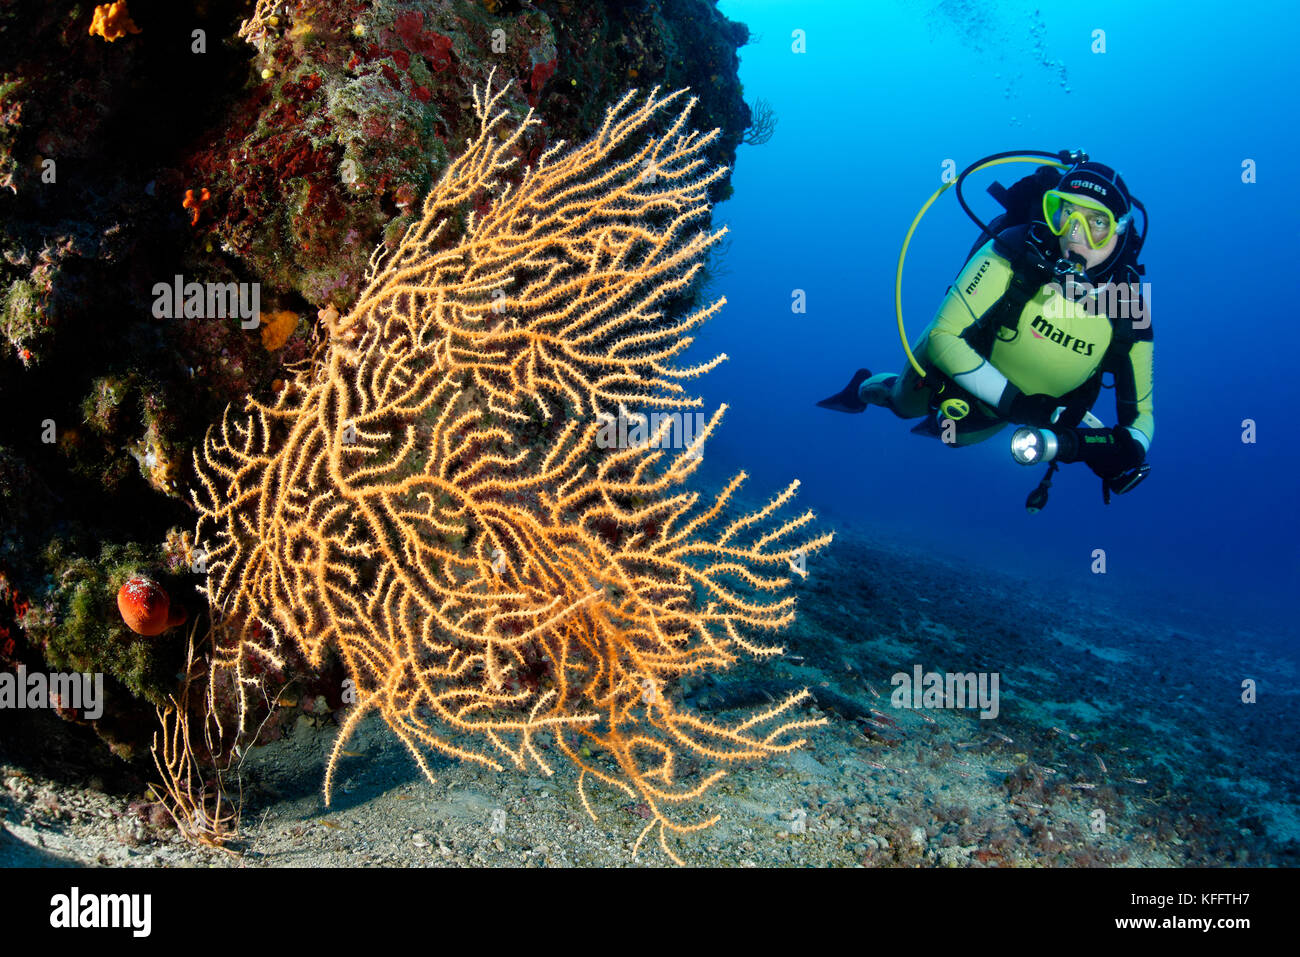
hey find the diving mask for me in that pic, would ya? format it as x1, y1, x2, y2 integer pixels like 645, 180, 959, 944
1042, 189, 1128, 250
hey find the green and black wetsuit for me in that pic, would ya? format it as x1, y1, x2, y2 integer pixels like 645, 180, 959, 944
876, 227, 1154, 452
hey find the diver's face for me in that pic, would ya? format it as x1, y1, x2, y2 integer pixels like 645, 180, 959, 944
1058, 216, 1119, 268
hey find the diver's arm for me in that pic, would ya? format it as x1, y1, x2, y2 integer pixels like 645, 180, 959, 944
1103, 277, 1154, 451
1061, 327, 1153, 482
1114, 338, 1154, 452
925, 241, 1018, 409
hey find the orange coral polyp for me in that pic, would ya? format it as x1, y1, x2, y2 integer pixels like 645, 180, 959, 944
89, 2, 142, 42
182, 188, 211, 226
259, 310, 299, 351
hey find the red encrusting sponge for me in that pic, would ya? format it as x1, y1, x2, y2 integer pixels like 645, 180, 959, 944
116, 576, 186, 636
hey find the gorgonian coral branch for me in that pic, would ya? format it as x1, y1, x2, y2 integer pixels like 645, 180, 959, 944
191, 69, 832, 863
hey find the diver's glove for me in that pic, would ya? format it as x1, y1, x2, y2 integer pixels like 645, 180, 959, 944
998, 384, 1060, 427
1056, 427, 1146, 480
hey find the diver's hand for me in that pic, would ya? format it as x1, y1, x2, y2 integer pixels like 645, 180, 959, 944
999, 385, 1060, 427
1077, 427, 1146, 480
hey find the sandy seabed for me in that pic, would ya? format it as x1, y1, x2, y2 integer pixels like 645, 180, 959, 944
2, 521, 1295, 868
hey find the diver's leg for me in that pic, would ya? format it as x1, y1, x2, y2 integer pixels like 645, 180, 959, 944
860, 321, 940, 418
860, 362, 932, 418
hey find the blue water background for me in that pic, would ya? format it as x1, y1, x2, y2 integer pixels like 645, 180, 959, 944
689, 0, 1298, 636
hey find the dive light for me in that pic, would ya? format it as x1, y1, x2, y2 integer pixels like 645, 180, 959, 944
1012, 427, 1074, 514
1012, 422, 1151, 511
1010, 426, 1056, 465
1010, 409, 1105, 465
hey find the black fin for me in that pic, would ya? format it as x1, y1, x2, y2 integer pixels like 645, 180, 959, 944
815, 369, 873, 414
910, 413, 943, 438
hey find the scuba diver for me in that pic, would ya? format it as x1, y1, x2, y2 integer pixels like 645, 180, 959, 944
817, 150, 1153, 511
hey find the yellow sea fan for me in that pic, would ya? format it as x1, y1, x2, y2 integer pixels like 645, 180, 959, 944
191, 70, 831, 863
